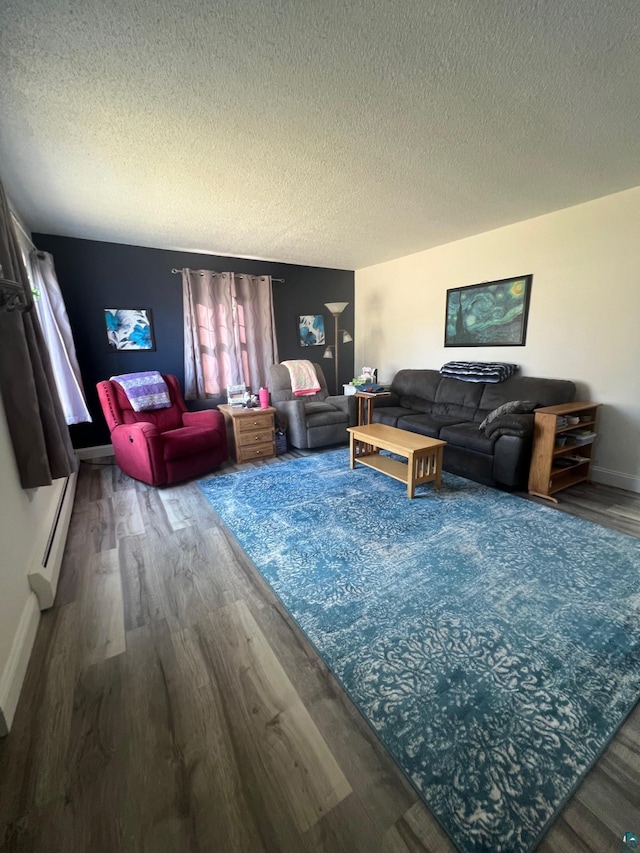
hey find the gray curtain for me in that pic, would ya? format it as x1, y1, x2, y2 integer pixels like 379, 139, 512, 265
0, 180, 77, 488
182, 270, 279, 399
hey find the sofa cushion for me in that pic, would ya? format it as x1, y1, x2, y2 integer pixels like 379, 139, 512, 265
306, 409, 348, 427
439, 422, 497, 454
114, 381, 183, 431
398, 395, 434, 414
391, 369, 441, 403
163, 426, 217, 461
397, 413, 464, 438
373, 406, 416, 427
432, 376, 485, 420
478, 400, 538, 432
478, 375, 575, 414
304, 402, 338, 415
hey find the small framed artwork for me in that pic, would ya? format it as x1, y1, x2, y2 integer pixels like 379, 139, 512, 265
298, 314, 325, 347
104, 308, 155, 351
445, 274, 533, 347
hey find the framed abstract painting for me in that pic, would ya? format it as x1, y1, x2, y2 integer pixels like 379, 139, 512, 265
104, 308, 156, 351
298, 314, 326, 347
445, 275, 533, 347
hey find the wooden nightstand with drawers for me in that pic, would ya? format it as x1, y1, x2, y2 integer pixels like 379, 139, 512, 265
217, 404, 276, 463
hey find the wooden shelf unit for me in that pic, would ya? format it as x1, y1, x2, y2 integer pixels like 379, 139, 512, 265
528, 402, 600, 502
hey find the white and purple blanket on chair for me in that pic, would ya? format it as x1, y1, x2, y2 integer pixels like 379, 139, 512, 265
281, 360, 321, 396
111, 371, 171, 412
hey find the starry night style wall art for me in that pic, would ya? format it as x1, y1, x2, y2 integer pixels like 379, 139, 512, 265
445, 275, 533, 347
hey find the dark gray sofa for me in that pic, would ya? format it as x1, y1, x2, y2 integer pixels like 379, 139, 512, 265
372, 369, 576, 489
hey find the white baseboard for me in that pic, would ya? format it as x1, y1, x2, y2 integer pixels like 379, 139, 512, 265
590, 465, 640, 494
76, 443, 113, 459
28, 470, 78, 610
0, 593, 40, 736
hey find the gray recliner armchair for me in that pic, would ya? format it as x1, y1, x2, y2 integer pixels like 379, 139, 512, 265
269, 362, 357, 449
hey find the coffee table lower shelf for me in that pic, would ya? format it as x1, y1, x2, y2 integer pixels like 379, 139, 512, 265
348, 424, 446, 499
356, 453, 410, 483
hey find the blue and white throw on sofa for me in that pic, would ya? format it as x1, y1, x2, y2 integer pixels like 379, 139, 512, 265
440, 361, 518, 383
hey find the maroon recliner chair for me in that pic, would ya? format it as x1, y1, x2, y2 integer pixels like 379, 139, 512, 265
97, 374, 228, 486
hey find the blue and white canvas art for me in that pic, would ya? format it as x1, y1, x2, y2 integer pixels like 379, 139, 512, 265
298, 314, 325, 347
104, 308, 155, 351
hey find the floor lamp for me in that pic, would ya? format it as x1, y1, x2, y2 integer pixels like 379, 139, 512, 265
323, 302, 352, 394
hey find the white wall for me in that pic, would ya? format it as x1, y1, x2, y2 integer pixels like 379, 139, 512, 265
0, 391, 54, 734
355, 186, 640, 492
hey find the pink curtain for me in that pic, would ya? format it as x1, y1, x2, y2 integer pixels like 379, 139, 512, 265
182, 270, 279, 399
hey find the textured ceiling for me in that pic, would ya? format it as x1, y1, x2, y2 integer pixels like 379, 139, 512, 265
1, 0, 639, 270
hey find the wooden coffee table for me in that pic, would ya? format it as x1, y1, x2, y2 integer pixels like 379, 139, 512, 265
347, 423, 446, 498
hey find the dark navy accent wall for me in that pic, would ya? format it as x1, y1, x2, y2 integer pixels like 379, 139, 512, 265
34, 235, 354, 448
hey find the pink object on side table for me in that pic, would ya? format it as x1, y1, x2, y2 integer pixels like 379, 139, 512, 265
259, 387, 270, 409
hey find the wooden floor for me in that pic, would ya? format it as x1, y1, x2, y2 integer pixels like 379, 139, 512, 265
1, 452, 639, 852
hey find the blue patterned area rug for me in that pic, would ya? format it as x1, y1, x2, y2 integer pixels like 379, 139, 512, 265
198, 449, 640, 852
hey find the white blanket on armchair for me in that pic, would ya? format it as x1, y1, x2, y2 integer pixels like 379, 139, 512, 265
281, 360, 321, 396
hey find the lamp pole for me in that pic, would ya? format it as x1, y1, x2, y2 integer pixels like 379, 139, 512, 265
324, 302, 348, 394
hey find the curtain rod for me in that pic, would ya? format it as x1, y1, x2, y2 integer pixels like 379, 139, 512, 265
171, 268, 284, 283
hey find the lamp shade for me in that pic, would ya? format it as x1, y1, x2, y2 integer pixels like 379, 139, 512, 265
322, 346, 333, 358
324, 301, 348, 315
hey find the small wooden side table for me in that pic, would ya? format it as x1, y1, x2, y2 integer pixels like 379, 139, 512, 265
217, 404, 276, 463
354, 391, 392, 426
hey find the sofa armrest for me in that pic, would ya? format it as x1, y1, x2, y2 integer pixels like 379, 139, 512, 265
492, 433, 533, 488
111, 422, 165, 485
483, 413, 534, 439
373, 391, 400, 408
112, 421, 160, 444
326, 394, 357, 425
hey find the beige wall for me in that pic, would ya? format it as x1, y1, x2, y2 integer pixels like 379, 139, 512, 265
0, 392, 51, 733
355, 186, 640, 492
